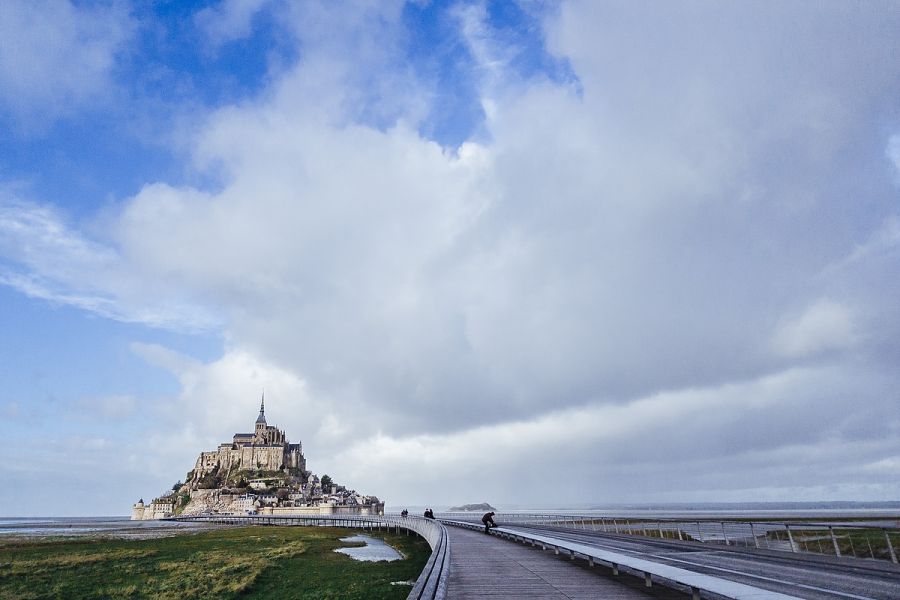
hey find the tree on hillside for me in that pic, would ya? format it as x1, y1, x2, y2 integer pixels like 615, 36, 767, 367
320, 474, 332, 493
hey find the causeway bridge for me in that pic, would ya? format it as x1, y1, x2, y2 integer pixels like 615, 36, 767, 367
171, 512, 900, 600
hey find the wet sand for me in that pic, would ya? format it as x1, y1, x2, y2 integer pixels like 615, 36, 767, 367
0, 517, 223, 541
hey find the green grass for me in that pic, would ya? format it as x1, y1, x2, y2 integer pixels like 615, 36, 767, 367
0, 526, 430, 600
769, 527, 900, 561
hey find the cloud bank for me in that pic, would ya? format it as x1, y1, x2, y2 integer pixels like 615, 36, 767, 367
1, 1, 899, 508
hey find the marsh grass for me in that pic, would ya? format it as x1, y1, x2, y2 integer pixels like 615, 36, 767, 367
0, 526, 429, 600
772, 527, 900, 560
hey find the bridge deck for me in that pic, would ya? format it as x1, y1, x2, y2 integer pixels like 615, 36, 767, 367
446, 526, 682, 599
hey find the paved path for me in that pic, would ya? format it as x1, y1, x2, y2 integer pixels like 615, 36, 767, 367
506, 524, 900, 600
446, 526, 683, 599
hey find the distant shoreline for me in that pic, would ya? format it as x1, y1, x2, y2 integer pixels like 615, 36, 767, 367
6, 501, 900, 522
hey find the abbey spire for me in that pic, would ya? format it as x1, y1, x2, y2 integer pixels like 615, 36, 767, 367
256, 392, 266, 425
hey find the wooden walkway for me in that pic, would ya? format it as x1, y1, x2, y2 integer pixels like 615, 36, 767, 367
446, 527, 684, 599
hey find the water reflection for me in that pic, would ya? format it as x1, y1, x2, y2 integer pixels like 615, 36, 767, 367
334, 534, 402, 562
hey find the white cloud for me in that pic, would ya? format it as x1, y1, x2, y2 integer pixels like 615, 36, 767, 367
130, 343, 313, 448
454, 2, 512, 93
824, 216, 900, 274
773, 300, 857, 359
122, 342, 900, 505
194, 0, 271, 51
2, 2, 900, 506
0, 0, 133, 125
862, 457, 900, 476
0, 195, 218, 330
117, 343, 416, 499
888, 134, 900, 177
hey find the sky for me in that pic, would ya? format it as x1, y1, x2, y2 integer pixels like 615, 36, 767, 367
1, 0, 899, 517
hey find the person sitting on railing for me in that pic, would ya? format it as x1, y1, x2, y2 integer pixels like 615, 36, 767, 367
401, 509, 408, 517
482, 511, 497, 534
424, 508, 434, 519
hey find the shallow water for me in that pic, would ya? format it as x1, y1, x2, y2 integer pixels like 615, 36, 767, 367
334, 534, 403, 562
0, 517, 220, 540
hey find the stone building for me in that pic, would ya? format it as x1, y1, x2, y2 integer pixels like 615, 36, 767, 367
131, 496, 174, 520
131, 395, 384, 519
190, 395, 305, 484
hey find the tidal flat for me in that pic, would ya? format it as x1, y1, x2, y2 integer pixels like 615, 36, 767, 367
0, 526, 430, 600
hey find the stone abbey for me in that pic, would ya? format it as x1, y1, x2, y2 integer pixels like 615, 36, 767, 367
132, 396, 384, 519
191, 396, 306, 482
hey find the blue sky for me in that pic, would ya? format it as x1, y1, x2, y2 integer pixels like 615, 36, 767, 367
1, 1, 899, 516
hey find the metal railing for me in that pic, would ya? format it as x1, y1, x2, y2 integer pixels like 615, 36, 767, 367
434, 512, 900, 564
441, 519, 803, 600
169, 513, 449, 600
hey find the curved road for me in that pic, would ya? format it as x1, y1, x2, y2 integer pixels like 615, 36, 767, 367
500, 523, 900, 600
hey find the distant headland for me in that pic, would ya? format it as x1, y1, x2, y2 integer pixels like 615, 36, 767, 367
132, 395, 384, 519
448, 502, 497, 512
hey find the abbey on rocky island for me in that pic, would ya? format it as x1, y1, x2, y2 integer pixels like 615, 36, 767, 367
191, 396, 306, 481
132, 396, 384, 519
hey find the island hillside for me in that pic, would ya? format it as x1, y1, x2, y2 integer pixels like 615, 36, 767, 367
132, 396, 384, 519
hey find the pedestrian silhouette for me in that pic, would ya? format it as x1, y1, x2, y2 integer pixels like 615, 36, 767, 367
482, 511, 496, 534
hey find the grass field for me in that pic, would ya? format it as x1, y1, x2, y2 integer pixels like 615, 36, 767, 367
0, 526, 430, 600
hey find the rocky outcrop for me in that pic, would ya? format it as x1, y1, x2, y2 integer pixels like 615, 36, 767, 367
448, 502, 497, 512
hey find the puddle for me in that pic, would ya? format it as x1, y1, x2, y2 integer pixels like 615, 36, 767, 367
334, 534, 403, 562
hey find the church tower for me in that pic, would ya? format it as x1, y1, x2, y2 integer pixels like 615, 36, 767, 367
255, 393, 267, 440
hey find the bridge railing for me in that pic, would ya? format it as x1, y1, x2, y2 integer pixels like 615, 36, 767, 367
441, 519, 803, 600
433, 512, 900, 564
169, 513, 449, 600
